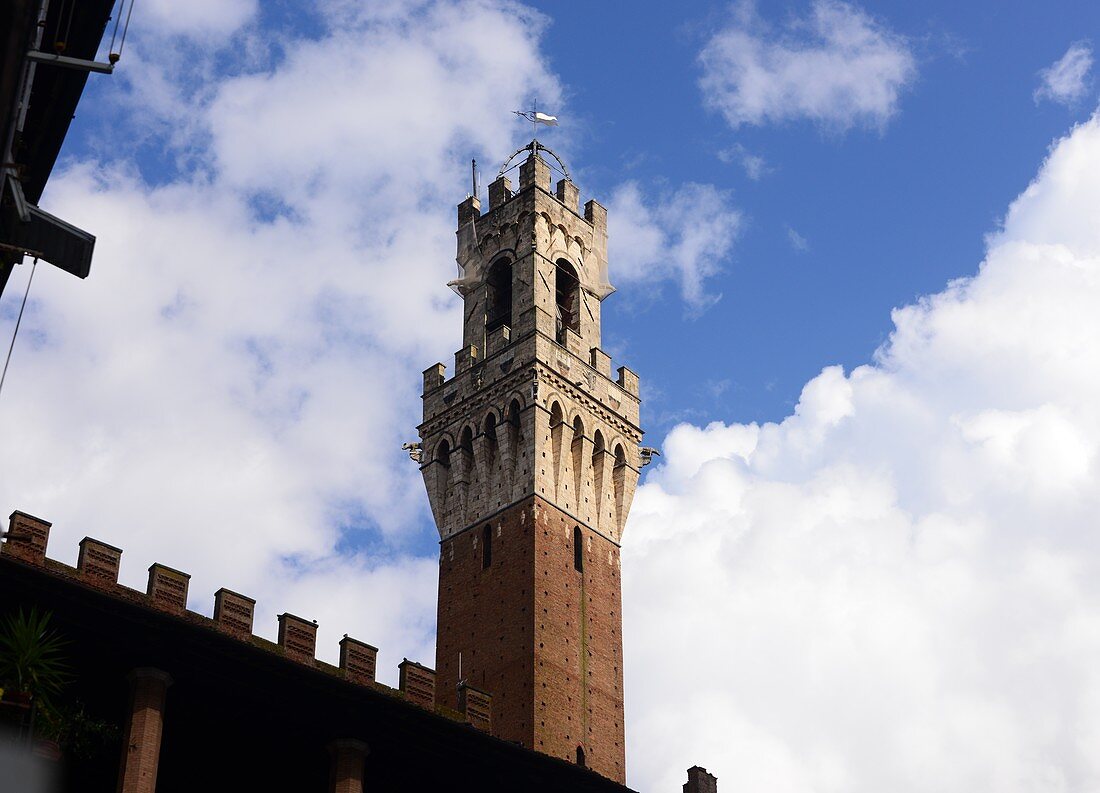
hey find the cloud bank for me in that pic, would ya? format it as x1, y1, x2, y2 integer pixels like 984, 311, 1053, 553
624, 114, 1100, 792
700, 0, 917, 132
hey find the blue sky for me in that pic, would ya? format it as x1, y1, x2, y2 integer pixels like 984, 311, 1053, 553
3, 2, 1100, 791
524, 1, 1100, 430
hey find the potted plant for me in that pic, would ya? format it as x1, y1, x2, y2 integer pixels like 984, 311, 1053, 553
0, 608, 118, 760
0, 608, 71, 750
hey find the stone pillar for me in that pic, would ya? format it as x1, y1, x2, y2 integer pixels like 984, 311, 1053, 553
117, 668, 172, 793
328, 739, 369, 793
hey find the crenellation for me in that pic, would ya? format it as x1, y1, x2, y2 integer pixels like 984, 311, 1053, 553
519, 151, 551, 192
616, 365, 639, 397
399, 659, 437, 709
278, 612, 318, 666
458, 682, 493, 732
458, 194, 481, 226
455, 344, 479, 374
147, 563, 190, 614
486, 324, 511, 356
78, 536, 122, 585
1, 510, 458, 721
556, 178, 579, 213
423, 363, 446, 394
2, 510, 51, 565
487, 174, 513, 210
340, 635, 379, 685
590, 348, 611, 378
214, 587, 255, 636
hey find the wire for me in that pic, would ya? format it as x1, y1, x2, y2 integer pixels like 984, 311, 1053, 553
0, 258, 38, 402
108, 0, 136, 63
118, 0, 136, 58
108, 0, 122, 54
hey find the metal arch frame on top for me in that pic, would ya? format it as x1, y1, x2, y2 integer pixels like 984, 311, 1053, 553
498, 140, 571, 182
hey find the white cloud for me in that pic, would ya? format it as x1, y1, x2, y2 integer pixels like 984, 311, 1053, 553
1034, 41, 1093, 106
718, 143, 771, 180
624, 115, 1100, 791
0, 0, 560, 683
607, 182, 741, 314
786, 225, 809, 251
700, 0, 917, 132
139, 0, 259, 38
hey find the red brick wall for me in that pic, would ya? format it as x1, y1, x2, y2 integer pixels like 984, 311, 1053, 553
435, 496, 625, 783
436, 499, 536, 746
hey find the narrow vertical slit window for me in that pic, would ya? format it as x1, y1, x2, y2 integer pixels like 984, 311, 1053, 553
573, 526, 583, 573
576, 745, 586, 767
482, 524, 492, 569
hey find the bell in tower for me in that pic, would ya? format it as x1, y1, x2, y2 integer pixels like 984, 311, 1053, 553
416, 141, 642, 784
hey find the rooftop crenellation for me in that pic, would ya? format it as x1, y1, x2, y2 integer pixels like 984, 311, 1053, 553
0, 509, 492, 732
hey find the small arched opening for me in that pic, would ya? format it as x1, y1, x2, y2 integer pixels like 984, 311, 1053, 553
549, 402, 564, 483
507, 398, 522, 461
555, 259, 580, 344
570, 415, 585, 501
459, 426, 474, 478
435, 439, 452, 469
592, 430, 606, 504
484, 412, 498, 469
576, 745, 586, 767
613, 443, 627, 527
434, 439, 452, 507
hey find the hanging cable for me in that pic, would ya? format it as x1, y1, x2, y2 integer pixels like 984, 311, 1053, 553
117, 0, 136, 59
0, 259, 38, 402
55, 0, 76, 53
108, 0, 136, 65
108, 0, 122, 56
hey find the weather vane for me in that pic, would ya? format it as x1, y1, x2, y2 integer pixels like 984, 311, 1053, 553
498, 102, 570, 181
512, 100, 558, 141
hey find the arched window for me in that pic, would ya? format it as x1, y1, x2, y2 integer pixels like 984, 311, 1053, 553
570, 416, 585, 500
573, 526, 583, 573
486, 258, 513, 332
459, 426, 474, 479
592, 430, 606, 503
434, 439, 452, 507
549, 402, 564, 484
484, 413, 498, 468
613, 443, 626, 527
555, 259, 580, 344
507, 399, 522, 461
482, 524, 492, 569
435, 439, 452, 469
576, 745, 586, 767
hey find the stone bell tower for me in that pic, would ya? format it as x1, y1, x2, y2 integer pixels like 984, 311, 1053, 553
417, 142, 642, 783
